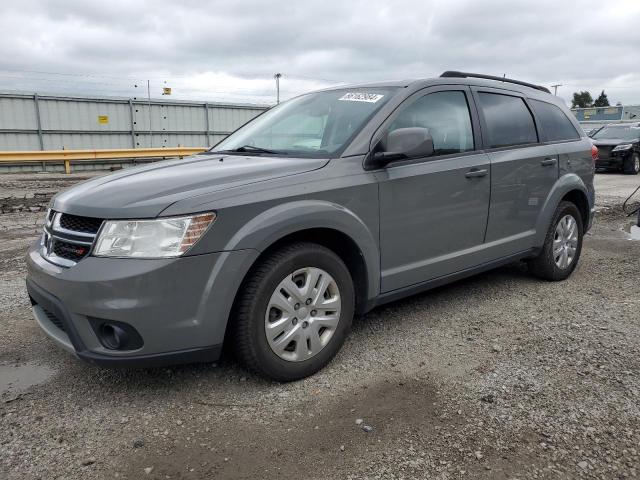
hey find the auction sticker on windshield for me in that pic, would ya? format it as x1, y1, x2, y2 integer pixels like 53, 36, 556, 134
339, 92, 384, 103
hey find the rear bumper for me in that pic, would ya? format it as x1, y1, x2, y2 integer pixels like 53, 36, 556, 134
26, 242, 259, 368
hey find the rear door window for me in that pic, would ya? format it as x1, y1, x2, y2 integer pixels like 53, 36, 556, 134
530, 99, 580, 142
478, 92, 538, 148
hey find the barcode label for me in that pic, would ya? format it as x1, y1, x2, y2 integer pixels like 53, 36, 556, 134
338, 92, 384, 103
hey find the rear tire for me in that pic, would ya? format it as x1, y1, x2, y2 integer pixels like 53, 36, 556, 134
233, 242, 354, 381
528, 201, 584, 281
623, 153, 640, 175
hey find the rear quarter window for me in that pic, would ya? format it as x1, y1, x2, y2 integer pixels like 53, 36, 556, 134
478, 92, 538, 148
530, 99, 580, 142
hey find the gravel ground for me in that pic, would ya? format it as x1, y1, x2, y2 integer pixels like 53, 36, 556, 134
1, 172, 640, 479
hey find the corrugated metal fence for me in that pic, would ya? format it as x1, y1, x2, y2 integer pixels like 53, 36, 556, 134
0, 91, 269, 151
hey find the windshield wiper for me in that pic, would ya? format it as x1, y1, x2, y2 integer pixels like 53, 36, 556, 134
234, 145, 277, 154
227, 145, 285, 155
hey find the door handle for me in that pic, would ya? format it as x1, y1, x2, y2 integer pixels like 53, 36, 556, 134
541, 158, 557, 166
465, 168, 488, 178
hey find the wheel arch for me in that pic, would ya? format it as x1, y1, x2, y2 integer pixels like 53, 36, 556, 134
241, 228, 371, 315
561, 189, 590, 230
224, 200, 380, 317
534, 173, 590, 246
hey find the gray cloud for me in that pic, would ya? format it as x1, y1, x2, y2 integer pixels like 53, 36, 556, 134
1, 0, 639, 105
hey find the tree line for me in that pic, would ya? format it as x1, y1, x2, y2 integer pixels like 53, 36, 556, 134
571, 90, 610, 109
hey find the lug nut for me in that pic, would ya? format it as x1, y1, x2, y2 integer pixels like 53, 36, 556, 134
306, 298, 312, 305
311, 310, 317, 316
294, 303, 300, 310
292, 318, 298, 325
302, 321, 309, 329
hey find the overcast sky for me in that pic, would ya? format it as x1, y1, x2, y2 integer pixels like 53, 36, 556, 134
1, 0, 639, 106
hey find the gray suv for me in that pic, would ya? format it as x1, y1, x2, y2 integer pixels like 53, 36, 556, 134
26, 71, 595, 381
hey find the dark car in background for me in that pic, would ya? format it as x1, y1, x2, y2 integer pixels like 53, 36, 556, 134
592, 123, 640, 174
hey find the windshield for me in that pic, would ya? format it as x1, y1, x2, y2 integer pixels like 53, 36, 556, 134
213, 87, 399, 157
592, 125, 640, 141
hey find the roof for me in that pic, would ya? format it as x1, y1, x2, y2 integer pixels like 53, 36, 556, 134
318, 72, 553, 98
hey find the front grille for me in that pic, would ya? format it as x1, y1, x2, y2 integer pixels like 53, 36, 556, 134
42, 210, 103, 267
41, 306, 66, 332
52, 240, 90, 262
59, 213, 103, 234
597, 146, 612, 159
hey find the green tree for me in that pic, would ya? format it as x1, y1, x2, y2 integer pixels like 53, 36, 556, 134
571, 91, 593, 109
593, 90, 610, 107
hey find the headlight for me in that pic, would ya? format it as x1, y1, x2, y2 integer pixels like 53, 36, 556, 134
93, 212, 216, 258
612, 144, 633, 152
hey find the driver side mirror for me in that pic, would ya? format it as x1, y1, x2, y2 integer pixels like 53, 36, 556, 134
366, 127, 434, 169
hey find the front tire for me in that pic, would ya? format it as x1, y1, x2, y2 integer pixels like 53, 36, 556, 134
528, 201, 584, 281
623, 153, 640, 175
233, 242, 354, 381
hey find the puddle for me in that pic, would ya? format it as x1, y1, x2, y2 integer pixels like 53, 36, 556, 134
0, 362, 55, 397
619, 220, 640, 241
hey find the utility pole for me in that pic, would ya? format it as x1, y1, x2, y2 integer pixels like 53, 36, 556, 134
274, 73, 282, 104
147, 79, 153, 147
551, 84, 562, 96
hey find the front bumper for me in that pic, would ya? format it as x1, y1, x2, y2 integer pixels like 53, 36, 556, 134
595, 151, 629, 169
26, 242, 259, 367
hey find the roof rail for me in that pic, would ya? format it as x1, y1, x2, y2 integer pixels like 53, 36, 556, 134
440, 71, 551, 94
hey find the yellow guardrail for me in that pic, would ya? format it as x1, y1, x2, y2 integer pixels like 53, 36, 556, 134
0, 147, 208, 174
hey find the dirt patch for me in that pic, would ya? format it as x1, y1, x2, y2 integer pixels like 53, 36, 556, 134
122, 377, 444, 479
0, 172, 101, 213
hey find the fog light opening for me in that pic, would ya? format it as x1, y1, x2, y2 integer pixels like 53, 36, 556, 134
89, 318, 144, 351
100, 323, 128, 350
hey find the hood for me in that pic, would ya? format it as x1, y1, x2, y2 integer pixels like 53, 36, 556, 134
592, 139, 633, 147
53, 153, 329, 218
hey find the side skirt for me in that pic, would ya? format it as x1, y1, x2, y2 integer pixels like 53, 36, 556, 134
371, 249, 536, 309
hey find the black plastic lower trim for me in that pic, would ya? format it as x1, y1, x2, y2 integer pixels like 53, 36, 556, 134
374, 249, 534, 308
77, 344, 222, 368
27, 278, 86, 352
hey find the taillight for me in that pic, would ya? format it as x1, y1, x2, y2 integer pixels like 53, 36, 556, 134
591, 144, 599, 162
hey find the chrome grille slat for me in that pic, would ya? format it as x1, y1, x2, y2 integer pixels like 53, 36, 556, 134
44, 228, 95, 245
49, 222, 96, 239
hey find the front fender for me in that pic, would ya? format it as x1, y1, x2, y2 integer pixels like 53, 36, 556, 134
223, 200, 380, 304
534, 173, 589, 246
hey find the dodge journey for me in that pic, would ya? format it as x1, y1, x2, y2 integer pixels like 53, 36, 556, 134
26, 71, 596, 381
